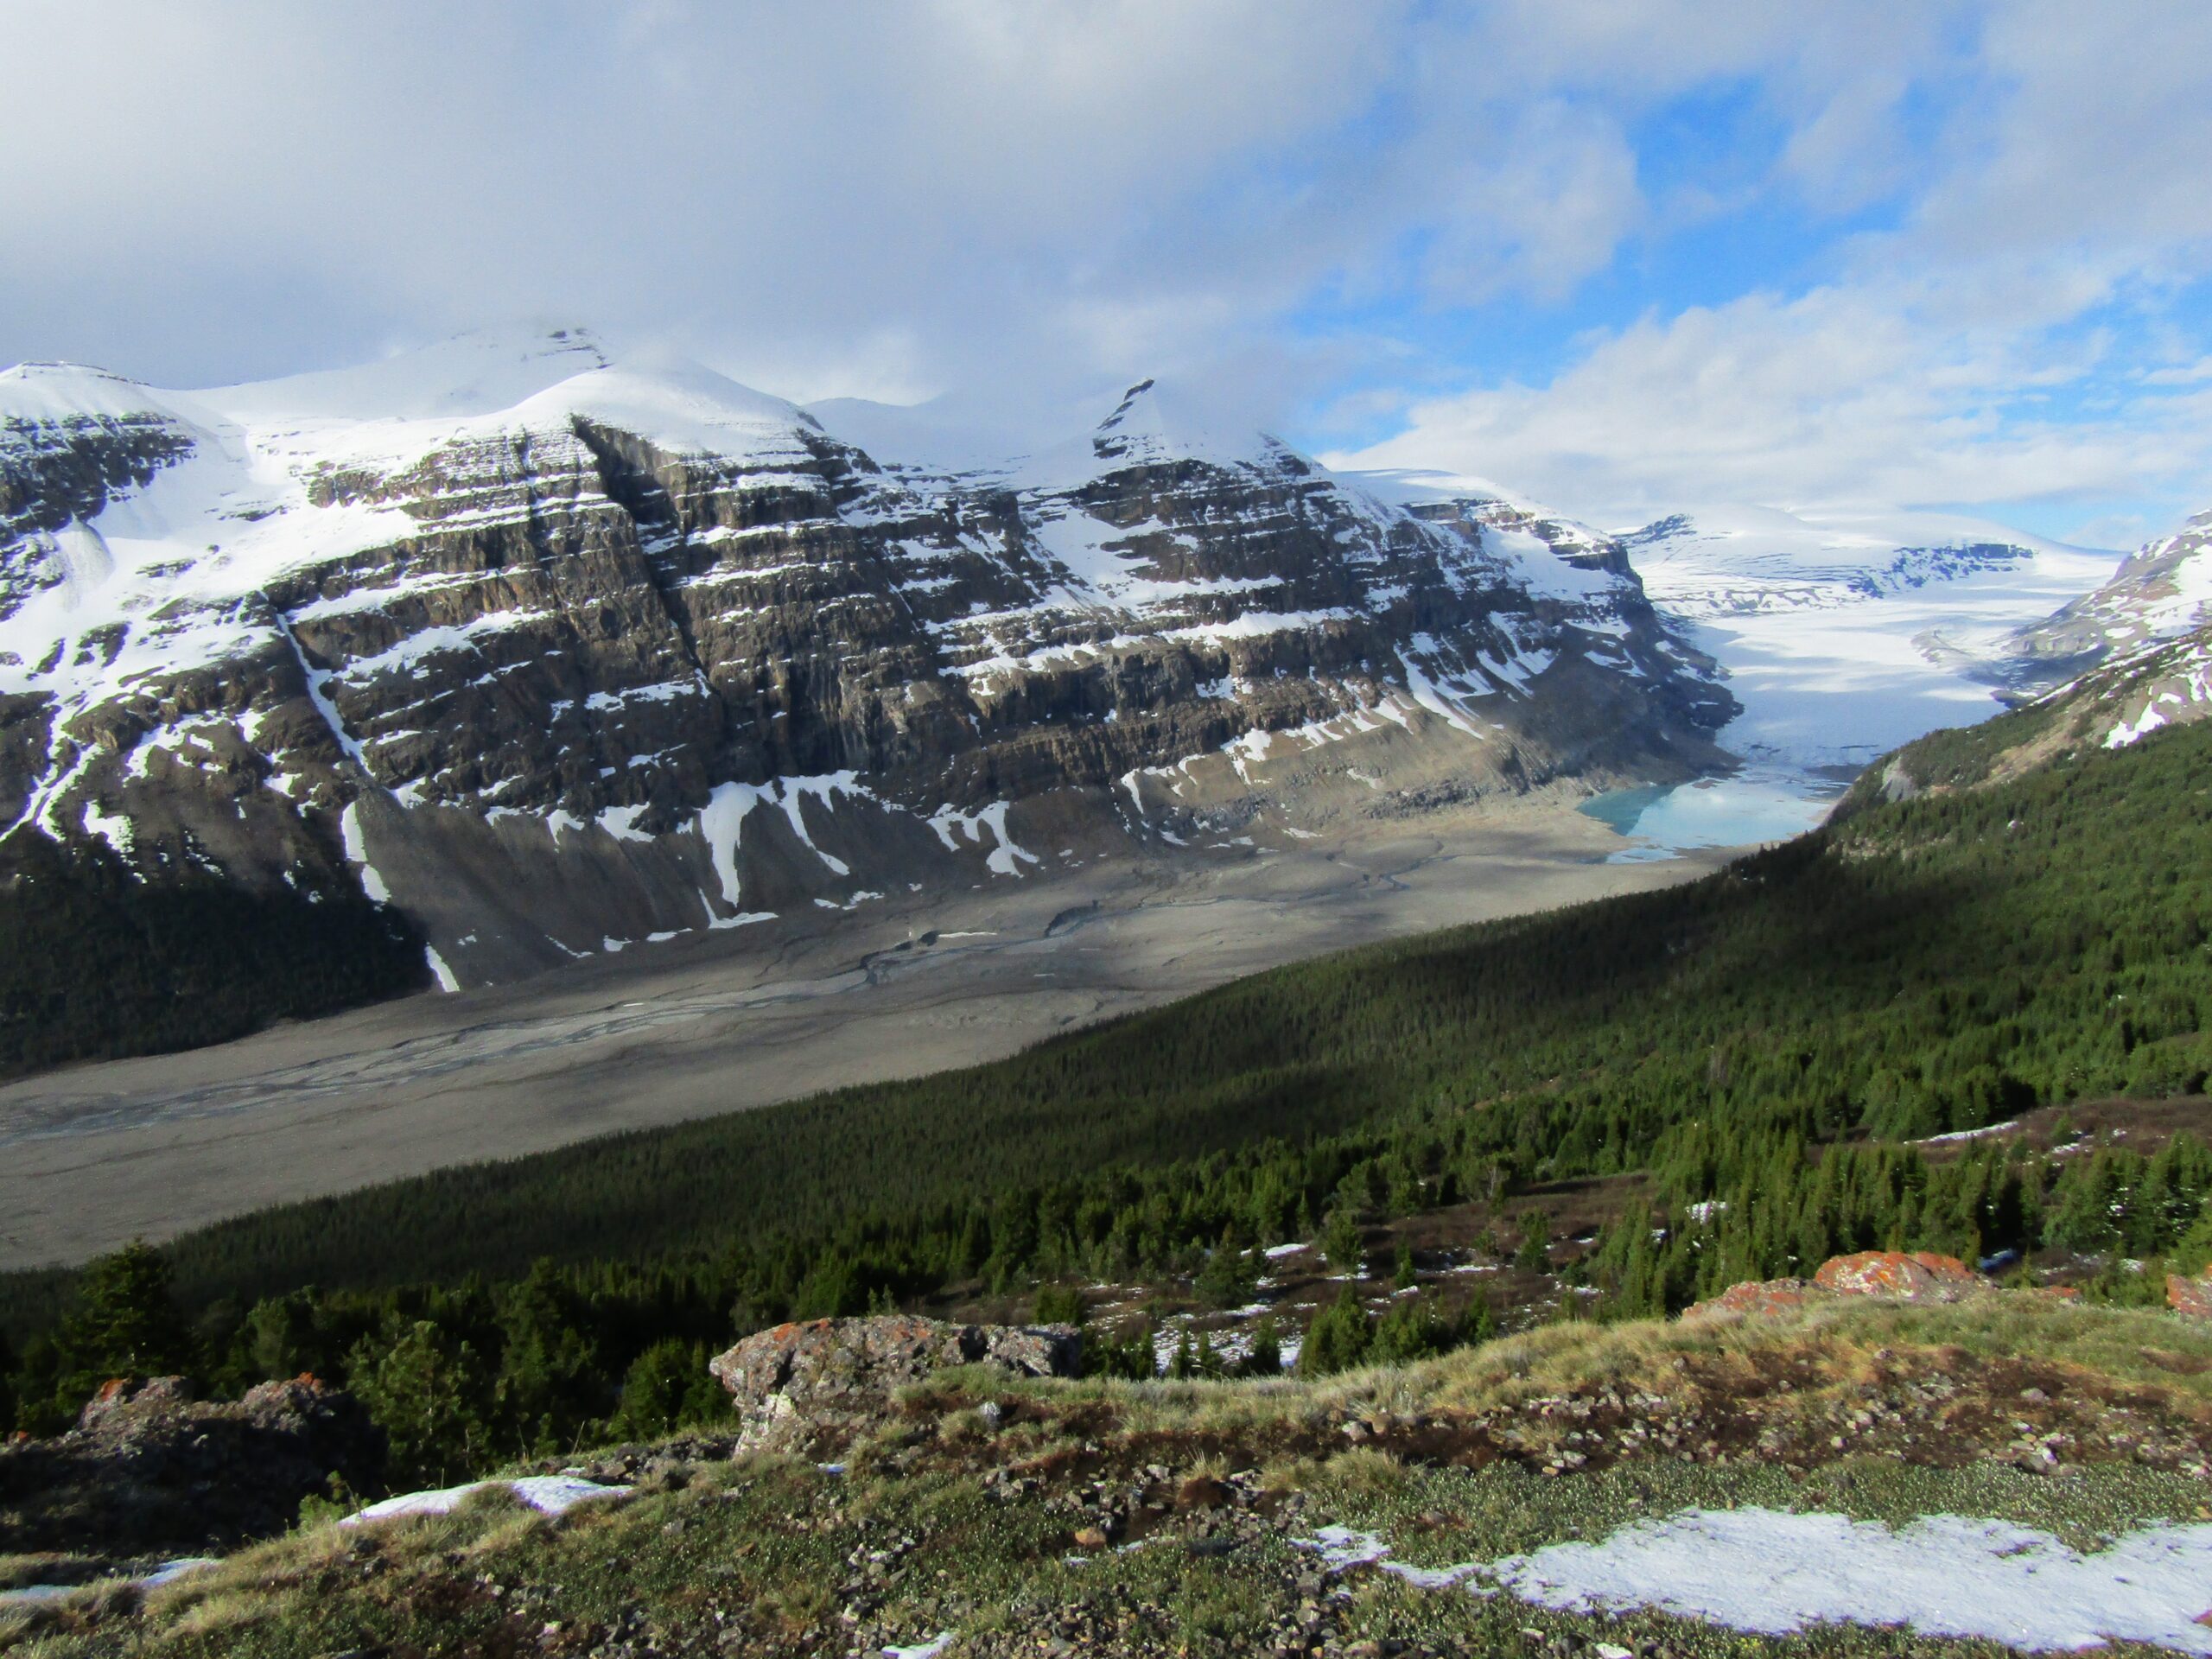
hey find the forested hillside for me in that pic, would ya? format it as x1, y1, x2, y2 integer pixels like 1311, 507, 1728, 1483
0, 834, 427, 1079
5, 697, 2209, 1469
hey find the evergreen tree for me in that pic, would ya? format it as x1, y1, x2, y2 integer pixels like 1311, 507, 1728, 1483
610, 1339, 728, 1441
495, 1262, 607, 1458
1243, 1315, 1281, 1377
1514, 1211, 1552, 1272
1196, 1235, 1260, 1307
1322, 1207, 1364, 1277
1298, 1289, 1370, 1376
1459, 1293, 1497, 1345
244, 1288, 337, 1383
1033, 1284, 1086, 1325
347, 1319, 494, 1486
54, 1241, 195, 1402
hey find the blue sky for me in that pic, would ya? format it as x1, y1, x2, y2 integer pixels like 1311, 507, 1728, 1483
3, 1, 2208, 546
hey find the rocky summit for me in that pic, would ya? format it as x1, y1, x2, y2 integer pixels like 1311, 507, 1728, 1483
0, 328, 1731, 988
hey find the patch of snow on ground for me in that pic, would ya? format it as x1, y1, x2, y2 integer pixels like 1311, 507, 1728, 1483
1919, 1120, 2020, 1144
2107, 702, 2169, 748
342, 1475, 626, 1527
0, 1558, 219, 1606
928, 800, 1041, 876
1294, 1509, 2212, 1655
338, 801, 394, 903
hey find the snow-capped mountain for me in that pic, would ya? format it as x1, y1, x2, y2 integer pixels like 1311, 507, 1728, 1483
2011, 507, 2212, 674
1600, 504, 2118, 770
0, 329, 1730, 988
1999, 507, 2212, 752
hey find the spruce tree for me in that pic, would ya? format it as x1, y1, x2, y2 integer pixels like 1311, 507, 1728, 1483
1514, 1211, 1552, 1272
1244, 1315, 1281, 1377
55, 1241, 195, 1401
347, 1320, 495, 1486
1298, 1290, 1370, 1376
1323, 1207, 1364, 1277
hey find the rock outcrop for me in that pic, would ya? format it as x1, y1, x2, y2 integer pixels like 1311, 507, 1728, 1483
1810, 1250, 1979, 1300
2170, 1269, 2212, 1319
1685, 1277, 1817, 1319
1687, 1250, 1980, 1321
708, 1315, 1081, 1452
1683, 1249, 2100, 1323
0, 1374, 385, 1558
0, 329, 1733, 991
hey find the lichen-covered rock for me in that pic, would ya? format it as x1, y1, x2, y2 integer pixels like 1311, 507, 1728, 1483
2170, 1271, 2212, 1319
1812, 1251, 1978, 1301
708, 1315, 1081, 1452
0, 1374, 385, 1559
1681, 1278, 1816, 1322
1688, 1250, 1989, 1322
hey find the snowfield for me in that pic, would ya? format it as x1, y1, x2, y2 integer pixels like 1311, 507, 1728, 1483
1297, 1509, 2212, 1654
1622, 505, 2118, 771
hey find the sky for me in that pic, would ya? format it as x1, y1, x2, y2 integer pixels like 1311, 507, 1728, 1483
2, 1, 2208, 547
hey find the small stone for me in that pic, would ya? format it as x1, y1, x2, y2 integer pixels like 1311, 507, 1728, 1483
1178, 1475, 1232, 1510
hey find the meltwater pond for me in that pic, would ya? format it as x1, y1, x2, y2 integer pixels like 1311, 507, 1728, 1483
1580, 768, 1845, 861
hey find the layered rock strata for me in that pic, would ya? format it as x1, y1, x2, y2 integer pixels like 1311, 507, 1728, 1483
1, 330, 1733, 987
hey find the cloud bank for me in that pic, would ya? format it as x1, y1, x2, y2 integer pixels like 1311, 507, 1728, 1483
1, 1, 2206, 539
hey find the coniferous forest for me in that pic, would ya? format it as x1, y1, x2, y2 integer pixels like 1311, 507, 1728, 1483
3, 700, 2209, 1481
0, 833, 427, 1079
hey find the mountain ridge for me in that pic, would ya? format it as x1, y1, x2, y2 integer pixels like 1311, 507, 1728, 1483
0, 330, 1731, 1008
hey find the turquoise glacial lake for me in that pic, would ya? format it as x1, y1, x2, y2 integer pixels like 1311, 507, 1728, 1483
1579, 768, 1846, 861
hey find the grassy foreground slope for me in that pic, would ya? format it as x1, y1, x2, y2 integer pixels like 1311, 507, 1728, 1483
7, 1297, 2210, 1657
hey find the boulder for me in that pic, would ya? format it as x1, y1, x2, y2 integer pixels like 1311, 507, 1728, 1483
1812, 1251, 1979, 1301
1681, 1278, 1815, 1322
709, 1316, 1081, 1452
2169, 1271, 2212, 1319
1688, 1250, 1986, 1323
0, 1373, 385, 1560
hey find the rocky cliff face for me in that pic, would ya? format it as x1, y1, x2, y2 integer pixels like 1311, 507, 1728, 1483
0, 330, 1731, 988
2012, 508, 2212, 675
1993, 508, 2212, 753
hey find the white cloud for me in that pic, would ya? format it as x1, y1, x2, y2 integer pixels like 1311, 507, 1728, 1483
0, 0, 1414, 395
0, 0, 2204, 540
1328, 4, 2212, 530
1328, 281, 2205, 525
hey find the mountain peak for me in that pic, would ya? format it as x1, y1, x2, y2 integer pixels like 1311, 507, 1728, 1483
1085, 375, 1294, 474
0, 359, 175, 425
